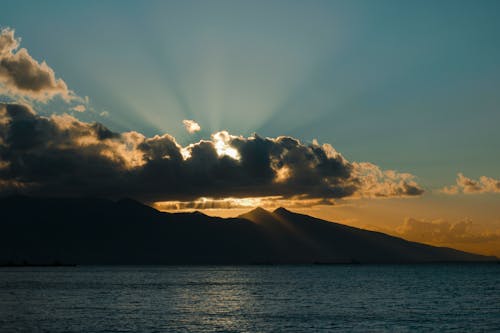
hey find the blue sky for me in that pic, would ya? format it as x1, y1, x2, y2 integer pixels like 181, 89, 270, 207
1, 0, 499, 188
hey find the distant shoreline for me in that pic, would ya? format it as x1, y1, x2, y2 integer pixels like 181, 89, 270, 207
1, 261, 498, 268
0, 263, 77, 268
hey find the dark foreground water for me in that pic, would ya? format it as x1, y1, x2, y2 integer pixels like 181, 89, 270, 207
0, 264, 499, 332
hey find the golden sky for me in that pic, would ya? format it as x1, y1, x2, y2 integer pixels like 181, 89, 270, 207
157, 193, 500, 257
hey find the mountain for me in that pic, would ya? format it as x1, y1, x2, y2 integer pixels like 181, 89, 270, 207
0, 196, 496, 265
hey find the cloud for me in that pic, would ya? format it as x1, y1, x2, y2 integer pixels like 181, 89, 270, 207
182, 119, 201, 133
0, 28, 75, 102
0, 103, 424, 204
396, 217, 500, 244
71, 104, 86, 112
352, 162, 424, 198
442, 173, 500, 194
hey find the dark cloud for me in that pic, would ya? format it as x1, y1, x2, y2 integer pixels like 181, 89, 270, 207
0, 28, 74, 102
0, 103, 424, 203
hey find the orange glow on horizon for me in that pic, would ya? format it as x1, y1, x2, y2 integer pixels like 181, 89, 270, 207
154, 195, 500, 258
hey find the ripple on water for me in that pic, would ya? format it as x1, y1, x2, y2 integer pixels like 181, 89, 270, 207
0, 264, 499, 332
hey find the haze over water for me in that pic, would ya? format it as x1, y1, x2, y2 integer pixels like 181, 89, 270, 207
1, 264, 499, 332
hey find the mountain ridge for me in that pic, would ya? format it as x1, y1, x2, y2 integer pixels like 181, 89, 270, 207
0, 197, 496, 265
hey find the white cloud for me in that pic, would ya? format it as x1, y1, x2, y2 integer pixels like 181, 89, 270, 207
351, 162, 424, 198
182, 119, 201, 133
72, 104, 86, 112
442, 173, 500, 194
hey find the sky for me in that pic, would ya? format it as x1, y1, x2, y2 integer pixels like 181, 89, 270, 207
0, 0, 499, 256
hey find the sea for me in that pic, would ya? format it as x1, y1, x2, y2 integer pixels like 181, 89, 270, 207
0, 264, 499, 332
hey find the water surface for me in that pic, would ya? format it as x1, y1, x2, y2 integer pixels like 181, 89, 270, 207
1, 264, 499, 332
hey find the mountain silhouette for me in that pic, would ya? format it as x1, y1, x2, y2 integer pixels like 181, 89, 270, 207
0, 196, 496, 265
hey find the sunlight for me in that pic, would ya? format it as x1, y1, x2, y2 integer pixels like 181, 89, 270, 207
153, 195, 337, 213
180, 147, 191, 160
274, 166, 291, 183
212, 131, 240, 160
154, 196, 270, 211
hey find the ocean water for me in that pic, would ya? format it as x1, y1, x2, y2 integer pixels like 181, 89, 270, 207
0, 264, 499, 332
